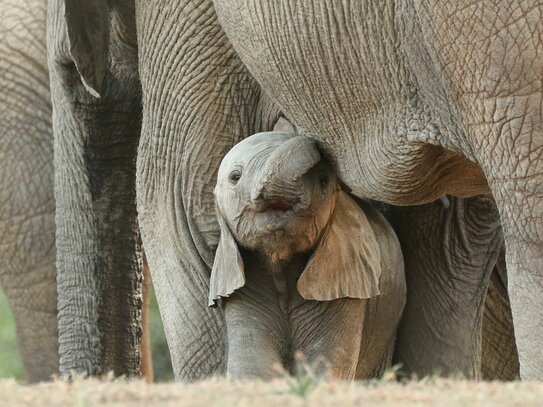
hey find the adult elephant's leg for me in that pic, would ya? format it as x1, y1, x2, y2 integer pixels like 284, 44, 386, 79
405, 0, 543, 380
0, 0, 58, 382
473, 94, 543, 380
431, 23, 543, 380
482, 152, 543, 380
135, 0, 279, 380
385, 196, 502, 379
481, 249, 519, 380
47, 0, 143, 376
465, 5, 543, 379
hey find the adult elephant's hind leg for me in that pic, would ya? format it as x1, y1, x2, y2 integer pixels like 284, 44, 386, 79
481, 250, 519, 380
484, 154, 543, 380
385, 196, 503, 379
409, 0, 543, 380
470, 89, 543, 381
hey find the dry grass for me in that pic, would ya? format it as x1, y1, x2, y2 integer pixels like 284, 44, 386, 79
2, 375, 543, 407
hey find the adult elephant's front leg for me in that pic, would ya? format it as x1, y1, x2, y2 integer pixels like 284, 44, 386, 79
135, 0, 279, 380
384, 196, 502, 379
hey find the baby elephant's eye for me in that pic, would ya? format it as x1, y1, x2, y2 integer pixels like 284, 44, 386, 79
229, 170, 242, 184
318, 174, 329, 188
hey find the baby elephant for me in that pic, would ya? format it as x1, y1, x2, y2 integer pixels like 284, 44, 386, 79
210, 130, 406, 380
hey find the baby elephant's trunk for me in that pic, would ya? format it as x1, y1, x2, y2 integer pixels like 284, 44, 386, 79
252, 135, 321, 208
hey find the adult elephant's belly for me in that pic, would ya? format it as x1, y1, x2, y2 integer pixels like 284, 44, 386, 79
214, 0, 489, 205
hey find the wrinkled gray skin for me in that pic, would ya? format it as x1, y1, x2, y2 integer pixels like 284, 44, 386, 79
212, 1, 543, 380
482, 250, 519, 380
211, 131, 405, 379
388, 201, 519, 381
382, 197, 504, 379
47, 0, 143, 376
5, 0, 508, 382
47, 0, 539, 380
0, 0, 58, 382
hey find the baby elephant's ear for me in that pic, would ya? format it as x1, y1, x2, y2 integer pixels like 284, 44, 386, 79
208, 214, 245, 307
297, 191, 382, 301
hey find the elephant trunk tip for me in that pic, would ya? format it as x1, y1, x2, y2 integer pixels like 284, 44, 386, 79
254, 135, 321, 201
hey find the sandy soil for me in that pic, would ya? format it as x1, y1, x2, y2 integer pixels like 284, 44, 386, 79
2, 376, 543, 407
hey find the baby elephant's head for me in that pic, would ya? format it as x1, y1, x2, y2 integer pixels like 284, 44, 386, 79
209, 131, 382, 307
215, 131, 337, 259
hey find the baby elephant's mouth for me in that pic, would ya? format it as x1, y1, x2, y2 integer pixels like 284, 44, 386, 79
267, 200, 294, 216
253, 199, 297, 216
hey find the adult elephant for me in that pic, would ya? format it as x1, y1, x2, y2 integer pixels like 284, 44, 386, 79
1, 0, 154, 382
47, 0, 540, 380
0, 0, 58, 382
211, 1, 542, 380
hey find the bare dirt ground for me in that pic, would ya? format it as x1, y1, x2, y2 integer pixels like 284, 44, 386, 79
2, 376, 543, 406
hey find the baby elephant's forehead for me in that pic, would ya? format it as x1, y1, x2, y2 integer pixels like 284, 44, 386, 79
219, 131, 295, 172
